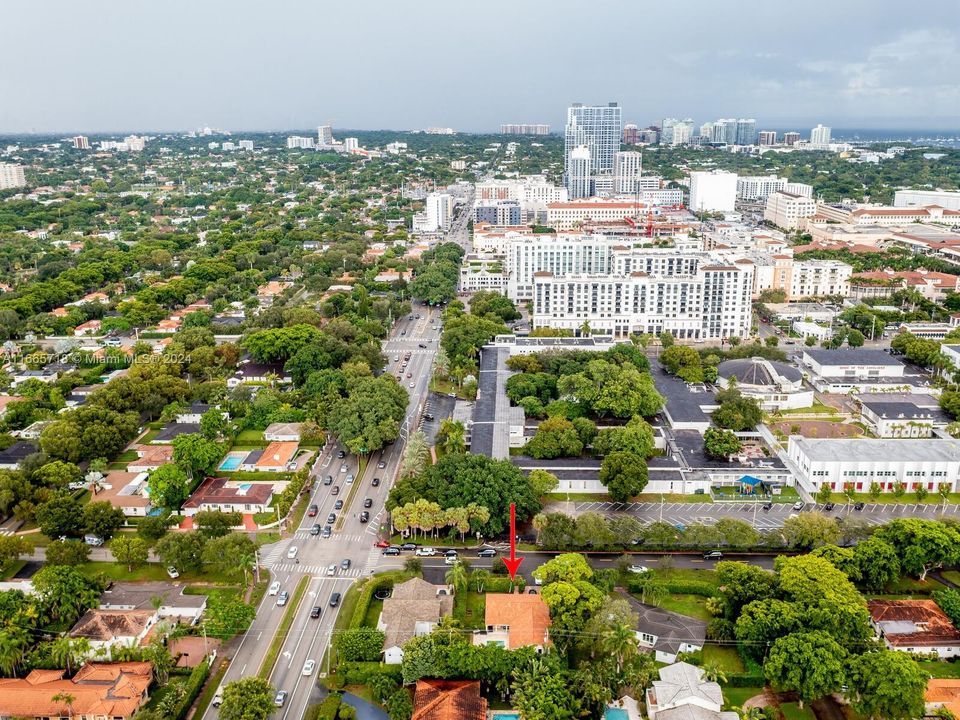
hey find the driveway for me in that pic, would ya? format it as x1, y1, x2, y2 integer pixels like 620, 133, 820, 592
342, 692, 389, 720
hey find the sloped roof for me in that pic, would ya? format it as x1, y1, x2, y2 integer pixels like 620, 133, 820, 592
484, 591, 551, 649
412, 679, 487, 720
652, 662, 724, 708
869, 599, 960, 648
380, 578, 453, 650
68, 609, 154, 642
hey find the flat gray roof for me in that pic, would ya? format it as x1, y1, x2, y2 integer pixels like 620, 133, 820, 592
804, 348, 903, 366
791, 436, 960, 462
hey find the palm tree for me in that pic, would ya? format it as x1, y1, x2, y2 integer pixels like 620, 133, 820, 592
49, 637, 87, 675
0, 628, 28, 675
445, 561, 468, 597
51, 692, 76, 719
700, 662, 728, 684
472, 569, 489, 593
531, 514, 547, 545
602, 623, 638, 672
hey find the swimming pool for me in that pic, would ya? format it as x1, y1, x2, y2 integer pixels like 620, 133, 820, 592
492, 714, 520, 720
605, 709, 629, 720
218, 453, 245, 471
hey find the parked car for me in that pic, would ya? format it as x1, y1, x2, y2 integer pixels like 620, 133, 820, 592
762, 501, 773, 510
309, 524, 321, 536
443, 549, 458, 557
268, 581, 281, 595
166, 566, 180, 579
359, 511, 369, 523
477, 548, 497, 558
334, 499, 344, 510
212, 686, 225, 708
375, 540, 391, 548
382, 546, 401, 556
703, 550, 723, 560
363, 498, 373, 508
628, 565, 649, 574
792, 500, 805, 511
84, 534, 105, 547
310, 606, 322, 619
275, 690, 288, 707
372, 477, 381, 487
824, 502, 835, 511
308, 504, 318, 517
302, 659, 315, 676
423, 413, 434, 421
277, 591, 290, 607
287, 546, 299, 560
329, 592, 341, 607
854, 501, 865, 511
400, 542, 418, 551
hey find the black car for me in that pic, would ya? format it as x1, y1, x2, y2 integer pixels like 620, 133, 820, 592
824, 502, 835, 511
400, 542, 418, 551
443, 549, 458, 557
418, 343, 427, 349
382, 546, 401, 556
371, 477, 380, 487
334, 499, 344, 510
423, 413, 435, 421
329, 592, 341, 607
853, 501, 865, 511
327, 513, 337, 524
761, 501, 773, 510
477, 548, 497, 558
309, 524, 321, 536
310, 606, 322, 619
703, 550, 723, 560
363, 498, 373, 509
359, 511, 370, 523
337, 450, 346, 459
323, 475, 333, 486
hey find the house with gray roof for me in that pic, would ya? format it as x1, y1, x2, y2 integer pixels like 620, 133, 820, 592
646, 662, 738, 720
620, 592, 707, 663
377, 578, 453, 665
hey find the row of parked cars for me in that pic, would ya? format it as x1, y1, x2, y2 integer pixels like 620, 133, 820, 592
379, 543, 498, 559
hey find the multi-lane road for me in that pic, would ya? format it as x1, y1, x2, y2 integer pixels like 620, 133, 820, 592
204, 309, 443, 719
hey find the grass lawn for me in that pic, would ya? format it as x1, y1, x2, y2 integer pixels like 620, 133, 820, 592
772, 402, 840, 416
0, 560, 25, 581
234, 429, 266, 445
78, 562, 242, 585
328, 578, 365, 669
880, 576, 940, 596
942, 570, 960, 585
657, 567, 720, 589
918, 660, 960, 678
363, 598, 383, 629
658, 594, 712, 621
545, 492, 611, 502
781, 703, 817, 720
721, 686, 764, 710
257, 531, 281, 544
702, 644, 745, 673
454, 590, 486, 630
636, 494, 714, 504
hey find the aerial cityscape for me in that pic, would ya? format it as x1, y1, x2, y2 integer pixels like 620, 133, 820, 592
1, 2, 960, 720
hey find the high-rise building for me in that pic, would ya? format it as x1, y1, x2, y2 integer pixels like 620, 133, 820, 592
221, 141, 236, 151
710, 119, 738, 144
737, 175, 787, 200
0, 163, 26, 190
124, 135, 145, 151
564, 102, 622, 183
566, 146, 592, 200
661, 118, 694, 146
689, 170, 738, 213
699, 122, 715, 140
613, 151, 643, 195
286, 136, 315, 149
317, 125, 334, 145
238, 140, 254, 151
637, 128, 660, 144
344, 137, 359, 152
735, 119, 757, 145
622, 124, 639, 145
811, 124, 832, 146
72, 136, 90, 150
500, 124, 550, 135
758, 131, 777, 146
425, 192, 453, 231
783, 132, 801, 146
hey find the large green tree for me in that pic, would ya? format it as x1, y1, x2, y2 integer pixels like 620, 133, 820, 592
218, 677, 275, 720
327, 374, 407, 455
598, 451, 648, 502
147, 463, 192, 511
523, 416, 583, 459
764, 631, 847, 707
846, 650, 927, 720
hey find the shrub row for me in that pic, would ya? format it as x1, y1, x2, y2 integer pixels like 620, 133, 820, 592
338, 661, 403, 686
350, 572, 407, 630
661, 579, 716, 597
172, 659, 210, 720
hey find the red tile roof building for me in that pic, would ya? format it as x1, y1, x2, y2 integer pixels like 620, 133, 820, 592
412, 679, 487, 720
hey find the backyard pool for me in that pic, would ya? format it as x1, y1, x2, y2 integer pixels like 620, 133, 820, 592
491, 715, 520, 720
605, 709, 629, 720
218, 452, 246, 471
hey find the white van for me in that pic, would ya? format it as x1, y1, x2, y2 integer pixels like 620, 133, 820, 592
212, 685, 225, 708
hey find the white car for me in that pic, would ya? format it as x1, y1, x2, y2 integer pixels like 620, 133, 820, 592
415, 547, 436, 557
327, 564, 336, 576
302, 659, 316, 676
340, 464, 348, 473
268, 581, 281, 595
287, 546, 299, 560
166, 566, 180, 579
628, 565, 650, 574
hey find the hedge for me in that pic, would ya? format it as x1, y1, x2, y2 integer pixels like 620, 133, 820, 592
309, 693, 343, 720
725, 672, 766, 687
662, 580, 716, 597
338, 661, 403, 686
350, 572, 409, 630
485, 576, 526, 593
171, 659, 210, 720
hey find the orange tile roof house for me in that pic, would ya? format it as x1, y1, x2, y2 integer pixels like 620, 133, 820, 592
127, 445, 174, 472
253, 441, 300, 471
97, 471, 152, 516
0, 661, 153, 720
926, 678, 960, 718
181, 477, 274, 515
868, 599, 960, 658
478, 591, 551, 650
412, 679, 488, 720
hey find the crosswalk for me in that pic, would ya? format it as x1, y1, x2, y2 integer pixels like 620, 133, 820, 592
271, 562, 366, 578
290, 530, 368, 542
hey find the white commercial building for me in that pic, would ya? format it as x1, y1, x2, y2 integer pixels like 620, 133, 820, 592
286, 136, 315, 149
566, 146, 592, 200
787, 436, 960, 494
317, 125, 334, 145
737, 175, 786, 200
613, 151, 643, 194
810, 124, 832, 146
546, 200, 642, 231
689, 171, 737, 213
344, 137, 359, 152
238, 140, 254, 150
424, 192, 453, 232
0, 163, 26, 190
764, 190, 817, 230
894, 190, 960, 212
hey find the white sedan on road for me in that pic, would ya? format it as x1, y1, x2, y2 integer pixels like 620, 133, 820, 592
302, 659, 316, 676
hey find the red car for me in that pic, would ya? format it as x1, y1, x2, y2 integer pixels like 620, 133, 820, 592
375, 540, 390, 548
307, 504, 318, 517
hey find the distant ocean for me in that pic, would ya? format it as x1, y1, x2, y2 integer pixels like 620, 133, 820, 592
827, 128, 960, 147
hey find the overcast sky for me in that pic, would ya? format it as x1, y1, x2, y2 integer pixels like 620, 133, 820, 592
2, 0, 958, 134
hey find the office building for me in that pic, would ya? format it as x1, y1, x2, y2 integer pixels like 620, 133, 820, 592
689, 171, 738, 213
764, 190, 817, 230
500, 124, 550, 135
613, 151, 643, 194
124, 136, 145, 151
566, 146, 592, 200
0, 163, 26, 190
810, 124, 832, 146
564, 103, 622, 197
737, 175, 786, 201
783, 132, 801, 146
661, 118, 694, 146
623, 124, 640, 145
758, 131, 777, 146
735, 118, 757, 145
784, 182, 814, 198
72, 135, 90, 150
317, 125, 334, 145
344, 137, 359, 152
425, 192, 453, 231
474, 200, 522, 226
286, 136, 315, 149
546, 199, 642, 231
238, 140, 254, 151
895, 190, 960, 212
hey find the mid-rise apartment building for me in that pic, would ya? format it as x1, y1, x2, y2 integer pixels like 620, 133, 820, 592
737, 175, 786, 201
790, 259, 851, 298
72, 135, 90, 150
689, 171, 737, 213
783, 132, 801, 146
500, 124, 550, 135
764, 190, 817, 230
546, 200, 643, 231
0, 163, 26, 190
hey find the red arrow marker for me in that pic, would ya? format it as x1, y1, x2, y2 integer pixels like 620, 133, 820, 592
503, 503, 523, 580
